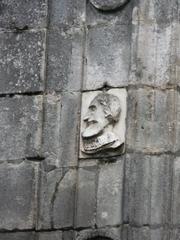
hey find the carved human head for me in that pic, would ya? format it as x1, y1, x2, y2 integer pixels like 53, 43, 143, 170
82, 92, 121, 138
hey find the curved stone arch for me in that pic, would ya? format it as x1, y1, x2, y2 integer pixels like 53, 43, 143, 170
89, 0, 130, 11
76, 229, 120, 240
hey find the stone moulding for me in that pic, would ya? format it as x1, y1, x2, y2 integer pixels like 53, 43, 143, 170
89, 0, 130, 11
76, 228, 120, 240
80, 88, 127, 158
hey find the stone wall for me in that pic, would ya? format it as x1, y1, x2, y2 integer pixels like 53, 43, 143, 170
0, 0, 179, 240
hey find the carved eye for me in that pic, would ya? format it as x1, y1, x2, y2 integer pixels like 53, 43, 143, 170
89, 105, 97, 111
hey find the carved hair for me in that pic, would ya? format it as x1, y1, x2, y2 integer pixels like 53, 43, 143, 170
91, 93, 121, 123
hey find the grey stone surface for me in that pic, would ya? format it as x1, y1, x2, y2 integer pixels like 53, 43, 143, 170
124, 154, 172, 226
130, 22, 177, 87
133, 0, 178, 25
0, 95, 43, 161
83, 23, 131, 90
76, 165, 98, 228
0, 30, 46, 94
0, 161, 38, 230
90, 0, 130, 11
127, 227, 170, 240
0, 0, 47, 30
49, 0, 85, 28
127, 89, 175, 153
0, 0, 179, 237
46, 29, 84, 91
97, 159, 124, 227
42, 92, 81, 168
38, 231, 62, 240
76, 227, 121, 240
86, 0, 133, 27
0, 232, 35, 240
172, 157, 180, 225
173, 91, 180, 152
86, 1, 134, 27
38, 166, 76, 229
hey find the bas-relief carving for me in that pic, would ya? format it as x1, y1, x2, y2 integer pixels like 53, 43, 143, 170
80, 89, 127, 158
90, 0, 129, 11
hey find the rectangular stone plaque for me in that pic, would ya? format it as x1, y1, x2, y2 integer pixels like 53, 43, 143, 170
79, 88, 127, 158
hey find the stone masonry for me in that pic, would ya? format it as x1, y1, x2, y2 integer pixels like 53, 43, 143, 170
0, 0, 179, 240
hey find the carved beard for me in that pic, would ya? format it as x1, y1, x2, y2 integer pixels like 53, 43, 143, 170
82, 123, 104, 138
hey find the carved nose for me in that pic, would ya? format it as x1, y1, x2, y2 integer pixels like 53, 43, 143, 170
83, 112, 94, 122
83, 115, 89, 122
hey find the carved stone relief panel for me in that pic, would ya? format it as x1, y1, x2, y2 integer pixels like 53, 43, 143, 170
89, 0, 129, 11
80, 89, 127, 158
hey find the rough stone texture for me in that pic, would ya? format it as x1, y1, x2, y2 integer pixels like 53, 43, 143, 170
38, 166, 76, 229
130, 22, 177, 87
86, 0, 133, 26
42, 92, 81, 168
0, 95, 43, 161
38, 231, 62, 240
127, 89, 175, 153
97, 159, 124, 227
0, 0, 47, 30
0, 30, 46, 94
172, 157, 180, 225
83, 23, 131, 90
48, 0, 85, 28
127, 227, 170, 240
124, 154, 172, 226
134, 0, 178, 25
76, 165, 98, 228
0, 0, 180, 237
0, 232, 35, 240
46, 29, 83, 92
76, 227, 121, 240
0, 161, 38, 230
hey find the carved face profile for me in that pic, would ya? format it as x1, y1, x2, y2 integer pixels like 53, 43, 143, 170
81, 92, 122, 154
90, 0, 129, 11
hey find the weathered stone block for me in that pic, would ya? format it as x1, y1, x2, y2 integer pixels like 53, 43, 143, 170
42, 92, 81, 168
76, 227, 121, 240
49, 0, 85, 28
0, 95, 43, 161
83, 24, 131, 90
172, 157, 180, 225
63, 231, 75, 240
0, 161, 38, 230
129, 22, 177, 87
170, 229, 180, 240
38, 166, 76, 229
76, 165, 98, 228
86, 0, 133, 26
173, 91, 180, 152
0, 30, 46, 94
0, 232, 35, 240
38, 231, 62, 240
134, 0, 178, 25
80, 89, 127, 158
127, 227, 170, 240
127, 89, 174, 153
97, 159, 124, 227
124, 154, 172, 226
0, 0, 47, 29
46, 29, 83, 91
